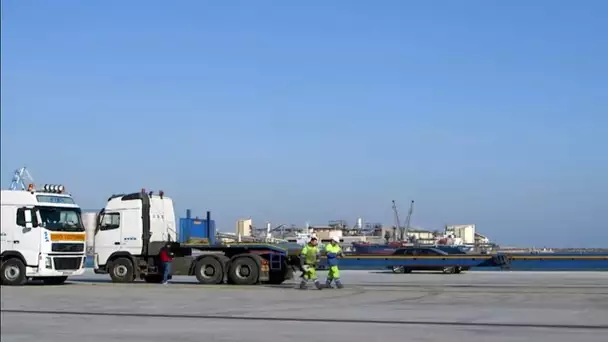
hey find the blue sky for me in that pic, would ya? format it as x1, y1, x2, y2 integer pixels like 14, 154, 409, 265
1, 0, 606, 247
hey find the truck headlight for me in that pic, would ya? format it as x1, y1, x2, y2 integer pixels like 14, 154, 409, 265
45, 257, 52, 269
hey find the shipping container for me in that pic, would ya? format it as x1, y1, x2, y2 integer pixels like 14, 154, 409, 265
178, 209, 216, 244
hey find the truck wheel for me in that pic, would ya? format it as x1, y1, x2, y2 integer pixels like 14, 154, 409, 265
1, 258, 27, 286
227, 256, 259, 285
392, 266, 404, 273
194, 256, 224, 284
42, 276, 68, 285
109, 257, 135, 283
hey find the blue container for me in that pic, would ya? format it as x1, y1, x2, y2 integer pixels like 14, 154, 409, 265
178, 209, 216, 244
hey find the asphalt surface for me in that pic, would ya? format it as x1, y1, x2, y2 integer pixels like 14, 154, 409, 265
2, 270, 608, 342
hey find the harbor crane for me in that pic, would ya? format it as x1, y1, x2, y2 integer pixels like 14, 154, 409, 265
392, 200, 414, 241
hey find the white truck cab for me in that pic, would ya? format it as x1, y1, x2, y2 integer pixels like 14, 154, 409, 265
93, 189, 177, 282
1, 184, 87, 285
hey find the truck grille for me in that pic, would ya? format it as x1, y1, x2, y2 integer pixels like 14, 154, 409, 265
51, 243, 85, 253
53, 257, 82, 270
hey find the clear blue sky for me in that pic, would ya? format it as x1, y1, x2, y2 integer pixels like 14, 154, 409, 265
1, 0, 606, 247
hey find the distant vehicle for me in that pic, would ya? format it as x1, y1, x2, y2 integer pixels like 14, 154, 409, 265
388, 247, 469, 274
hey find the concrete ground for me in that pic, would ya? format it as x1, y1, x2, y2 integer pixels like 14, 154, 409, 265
2, 270, 608, 342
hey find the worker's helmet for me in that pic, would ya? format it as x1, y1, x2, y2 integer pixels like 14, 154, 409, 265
309, 236, 318, 243
331, 236, 340, 243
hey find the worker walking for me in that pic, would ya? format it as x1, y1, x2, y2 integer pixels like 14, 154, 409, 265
299, 236, 322, 290
159, 242, 174, 285
324, 236, 344, 289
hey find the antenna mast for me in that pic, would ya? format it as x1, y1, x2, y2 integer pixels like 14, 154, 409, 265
9, 166, 34, 190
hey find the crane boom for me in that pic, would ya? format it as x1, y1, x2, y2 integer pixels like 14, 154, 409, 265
403, 200, 414, 240
393, 200, 414, 241
392, 200, 402, 241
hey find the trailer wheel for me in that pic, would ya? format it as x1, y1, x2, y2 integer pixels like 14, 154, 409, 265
109, 257, 135, 283
42, 276, 68, 285
194, 256, 224, 284
1, 258, 27, 286
391, 266, 404, 273
227, 256, 259, 285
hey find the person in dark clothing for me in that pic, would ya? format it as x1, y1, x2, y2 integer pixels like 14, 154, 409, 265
159, 243, 174, 285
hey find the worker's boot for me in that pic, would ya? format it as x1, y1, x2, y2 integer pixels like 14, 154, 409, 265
335, 279, 344, 289
314, 280, 323, 290
299, 280, 307, 289
325, 279, 333, 289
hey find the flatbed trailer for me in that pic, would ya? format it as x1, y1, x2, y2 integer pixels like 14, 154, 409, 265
94, 242, 301, 285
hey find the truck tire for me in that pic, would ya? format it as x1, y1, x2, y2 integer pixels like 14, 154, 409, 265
194, 256, 224, 284
109, 257, 135, 283
1, 258, 27, 286
227, 256, 259, 285
42, 276, 68, 285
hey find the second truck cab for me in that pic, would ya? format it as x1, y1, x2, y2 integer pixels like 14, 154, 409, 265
93, 190, 177, 281
1, 184, 87, 285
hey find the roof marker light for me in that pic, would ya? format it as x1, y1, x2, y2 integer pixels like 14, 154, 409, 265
42, 184, 65, 193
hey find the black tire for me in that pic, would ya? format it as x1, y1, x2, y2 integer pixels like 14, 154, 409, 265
391, 266, 404, 273
442, 267, 456, 274
454, 267, 463, 274
194, 256, 224, 284
109, 257, 135, 283
1, 258, 27, 286
143, 275, 164, 283
403, 268, 412, 273
227, 256, 259, 285
42, 276, 68, 285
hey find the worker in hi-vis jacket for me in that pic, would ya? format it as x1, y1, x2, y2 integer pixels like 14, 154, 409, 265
324, 236, 344, 289
299, 236, 322, 290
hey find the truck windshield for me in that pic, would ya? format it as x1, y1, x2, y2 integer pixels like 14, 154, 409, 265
36, 206, 85, 232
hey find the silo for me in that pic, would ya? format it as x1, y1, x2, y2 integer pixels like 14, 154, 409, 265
82, 212, 98, 255
356, 217, 363, 230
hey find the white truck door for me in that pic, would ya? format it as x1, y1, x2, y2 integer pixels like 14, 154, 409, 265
0, 206, 15, 253
120, 208, 143, 255
14, 207, 41, 267
95, 211, 122, 266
